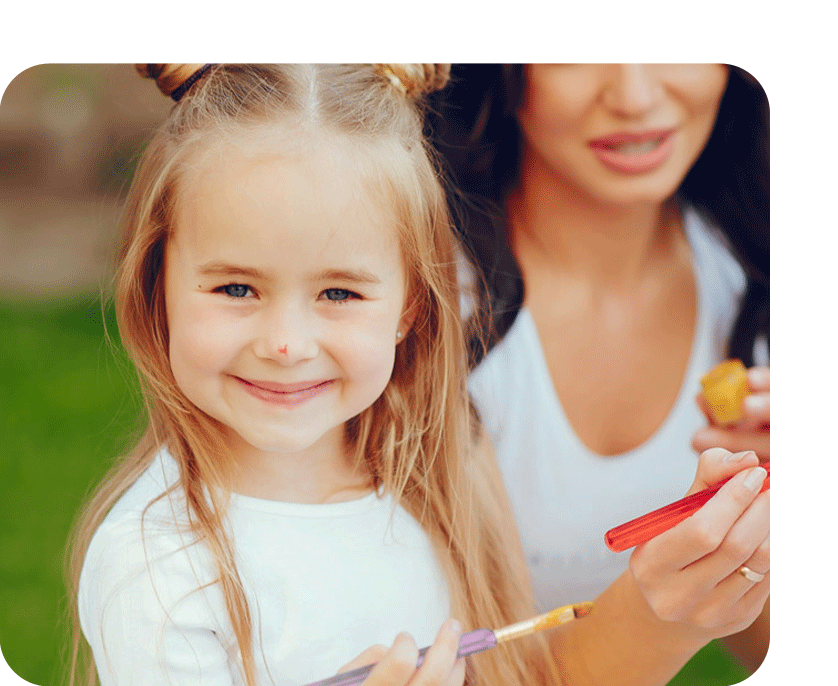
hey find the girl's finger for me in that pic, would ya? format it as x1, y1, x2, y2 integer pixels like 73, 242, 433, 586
443, 659, 466, 686
338, 644, 389, 674
412, 619, 463, 685
362, 633, 419, 686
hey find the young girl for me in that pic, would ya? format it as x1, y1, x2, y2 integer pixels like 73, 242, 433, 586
66, 63, 553, 686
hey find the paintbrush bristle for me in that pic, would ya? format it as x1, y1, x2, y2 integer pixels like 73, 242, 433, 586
494, 601, 594, 644
533, 601, 594, 631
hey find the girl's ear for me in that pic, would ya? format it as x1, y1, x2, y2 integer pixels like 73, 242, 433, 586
396, 300, 418, 343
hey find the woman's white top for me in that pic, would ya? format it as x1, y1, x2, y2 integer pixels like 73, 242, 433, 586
79, 449, 450, 686
468, 208, 764, 609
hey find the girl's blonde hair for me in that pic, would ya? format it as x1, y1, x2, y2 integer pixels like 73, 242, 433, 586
66, 64, 557, 686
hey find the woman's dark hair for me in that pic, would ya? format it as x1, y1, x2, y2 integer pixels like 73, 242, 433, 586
428, 64, 769, 368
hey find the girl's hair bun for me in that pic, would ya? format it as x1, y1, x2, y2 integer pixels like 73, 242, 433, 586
136, 64, 208, 98
376, 64, 451, 99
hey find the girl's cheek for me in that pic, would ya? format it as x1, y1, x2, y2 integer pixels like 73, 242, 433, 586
341, 320, 398, 370
171, 304, 238, 368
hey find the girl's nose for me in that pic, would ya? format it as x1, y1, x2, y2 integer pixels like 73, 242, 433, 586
601, 64, 661, 118
256, 302, 319, 365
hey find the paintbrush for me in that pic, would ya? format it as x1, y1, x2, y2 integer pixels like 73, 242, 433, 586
303, 601, 594, 686
605, 462, 770, 552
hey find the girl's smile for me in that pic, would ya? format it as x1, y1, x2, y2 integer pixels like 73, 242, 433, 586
232, 376, 336, 408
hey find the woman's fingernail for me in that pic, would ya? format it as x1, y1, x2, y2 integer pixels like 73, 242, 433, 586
724, 450, 753, 462
744, 394, 768, 412
744, 466, 767, 492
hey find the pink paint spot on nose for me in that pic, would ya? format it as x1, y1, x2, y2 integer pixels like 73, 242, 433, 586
278, 345, 288, 355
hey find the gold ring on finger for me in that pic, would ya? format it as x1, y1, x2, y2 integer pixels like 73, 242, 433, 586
738, 565, 767, 583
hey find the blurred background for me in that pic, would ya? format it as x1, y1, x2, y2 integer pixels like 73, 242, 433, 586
1, 64, 169, 685
0, 65, 750, 686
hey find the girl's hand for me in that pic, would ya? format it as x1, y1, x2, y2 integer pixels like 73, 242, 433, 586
692, 366, 770, 460
629, 448, 769, 639
337, 619, 466, 686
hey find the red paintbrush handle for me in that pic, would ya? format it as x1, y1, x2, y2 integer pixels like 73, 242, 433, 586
605, 462, 770, 552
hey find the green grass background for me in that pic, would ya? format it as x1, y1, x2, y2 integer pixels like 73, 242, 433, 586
0, 294, 751, 685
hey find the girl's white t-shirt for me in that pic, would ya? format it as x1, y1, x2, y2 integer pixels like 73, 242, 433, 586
79, 449, 451, 686
468, 208, 763, 609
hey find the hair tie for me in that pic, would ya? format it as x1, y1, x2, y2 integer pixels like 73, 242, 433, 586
380, 66, 408, 96
170, 64, 214, 102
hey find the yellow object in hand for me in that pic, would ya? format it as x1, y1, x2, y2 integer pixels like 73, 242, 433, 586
700, 359, 748, 426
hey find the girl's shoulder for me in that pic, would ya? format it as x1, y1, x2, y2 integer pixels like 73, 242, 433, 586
104, 447, 187, 517
77, 452, 231, 681
80, 449, 210, 602
78, 451, 221, 643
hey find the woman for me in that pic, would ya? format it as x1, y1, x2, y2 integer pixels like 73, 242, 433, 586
430, 64, 769, 680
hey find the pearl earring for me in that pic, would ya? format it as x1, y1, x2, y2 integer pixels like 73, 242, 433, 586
396, 330, 403, 340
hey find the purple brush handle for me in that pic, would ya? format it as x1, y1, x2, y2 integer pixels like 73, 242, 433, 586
302, 628, 497, 686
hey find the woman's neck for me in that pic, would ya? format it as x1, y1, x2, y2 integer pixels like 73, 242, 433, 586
508, 152, 682, 292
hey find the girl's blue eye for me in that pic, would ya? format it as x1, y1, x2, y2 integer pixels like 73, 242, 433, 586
220, 284, 251, 298
322, 288, 356, 302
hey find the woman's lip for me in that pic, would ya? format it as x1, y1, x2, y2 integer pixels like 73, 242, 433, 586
588, 128, 676, 147
588, 129, 676, 174
234, 377, 334, 405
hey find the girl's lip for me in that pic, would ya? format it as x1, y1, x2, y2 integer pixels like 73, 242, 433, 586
587, 128, 676, 174
237, 378, 332, 393
234, 376, 334, 405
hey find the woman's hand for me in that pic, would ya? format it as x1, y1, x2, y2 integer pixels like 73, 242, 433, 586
629, 448, 769, 640
336, 619, 466, 686
692, 366, 770, 460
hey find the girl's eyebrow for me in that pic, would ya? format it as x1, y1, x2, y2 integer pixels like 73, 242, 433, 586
197, 263, 382, 285
313, 268, 382, 286
197, 262, 269, 280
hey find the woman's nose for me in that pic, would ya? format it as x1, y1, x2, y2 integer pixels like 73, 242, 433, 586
601, 64, 661, 118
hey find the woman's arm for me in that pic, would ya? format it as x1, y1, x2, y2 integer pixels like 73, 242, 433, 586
545, 449, 769, 685
718, 598, 769, 672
